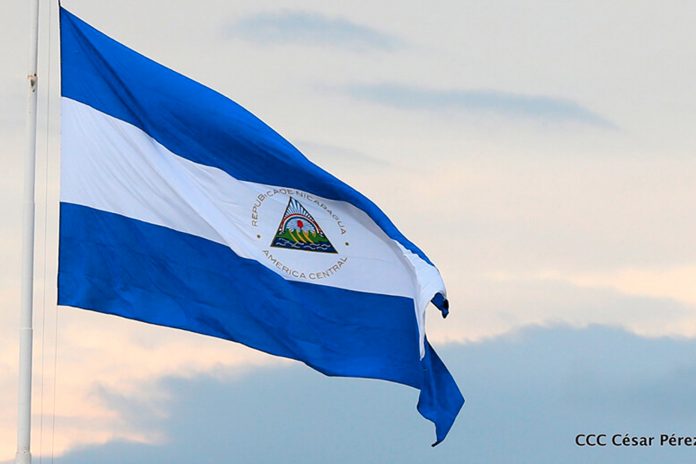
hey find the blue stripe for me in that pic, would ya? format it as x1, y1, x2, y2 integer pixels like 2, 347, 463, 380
58, 203, 462, 441
59, 7, 433, 266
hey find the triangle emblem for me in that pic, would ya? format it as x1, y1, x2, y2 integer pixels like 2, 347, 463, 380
270, 197, 337, 253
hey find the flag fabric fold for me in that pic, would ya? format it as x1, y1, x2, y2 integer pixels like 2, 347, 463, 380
58, 7, 463, 443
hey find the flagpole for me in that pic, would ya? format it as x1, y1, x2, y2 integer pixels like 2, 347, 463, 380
16, 0, 41, 462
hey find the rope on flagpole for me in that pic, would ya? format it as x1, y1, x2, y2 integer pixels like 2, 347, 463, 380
49, 312, 59, 464
49, 1, 61, 461
36, 0, 56, 461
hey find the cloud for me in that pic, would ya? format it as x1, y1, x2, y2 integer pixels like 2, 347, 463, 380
226, 11, 403, 51
343, 84, 616, 127
47, 325, 696, 464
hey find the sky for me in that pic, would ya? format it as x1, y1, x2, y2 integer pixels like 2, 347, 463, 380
1, 0, 695, 462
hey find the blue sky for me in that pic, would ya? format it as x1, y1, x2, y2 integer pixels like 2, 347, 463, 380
1, 0, 695, 462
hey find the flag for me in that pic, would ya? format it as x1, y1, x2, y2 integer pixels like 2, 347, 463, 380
58, 7, 463, 444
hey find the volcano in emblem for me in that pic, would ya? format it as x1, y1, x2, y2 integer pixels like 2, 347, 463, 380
270, 197, 337, 253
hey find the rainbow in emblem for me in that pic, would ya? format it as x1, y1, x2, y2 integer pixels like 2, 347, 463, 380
270, 198, 337, 253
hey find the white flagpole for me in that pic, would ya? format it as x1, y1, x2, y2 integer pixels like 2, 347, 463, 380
16, 0, 41, 462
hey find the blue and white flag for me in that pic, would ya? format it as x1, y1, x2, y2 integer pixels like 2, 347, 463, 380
58, 8, 463, 444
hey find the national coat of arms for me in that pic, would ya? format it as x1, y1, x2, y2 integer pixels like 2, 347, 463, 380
270, 197, 337, 253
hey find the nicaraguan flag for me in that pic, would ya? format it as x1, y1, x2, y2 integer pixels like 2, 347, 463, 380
58, 7, 463, 444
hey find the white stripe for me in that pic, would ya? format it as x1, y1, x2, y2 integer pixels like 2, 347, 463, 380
61, 97, 445, 355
